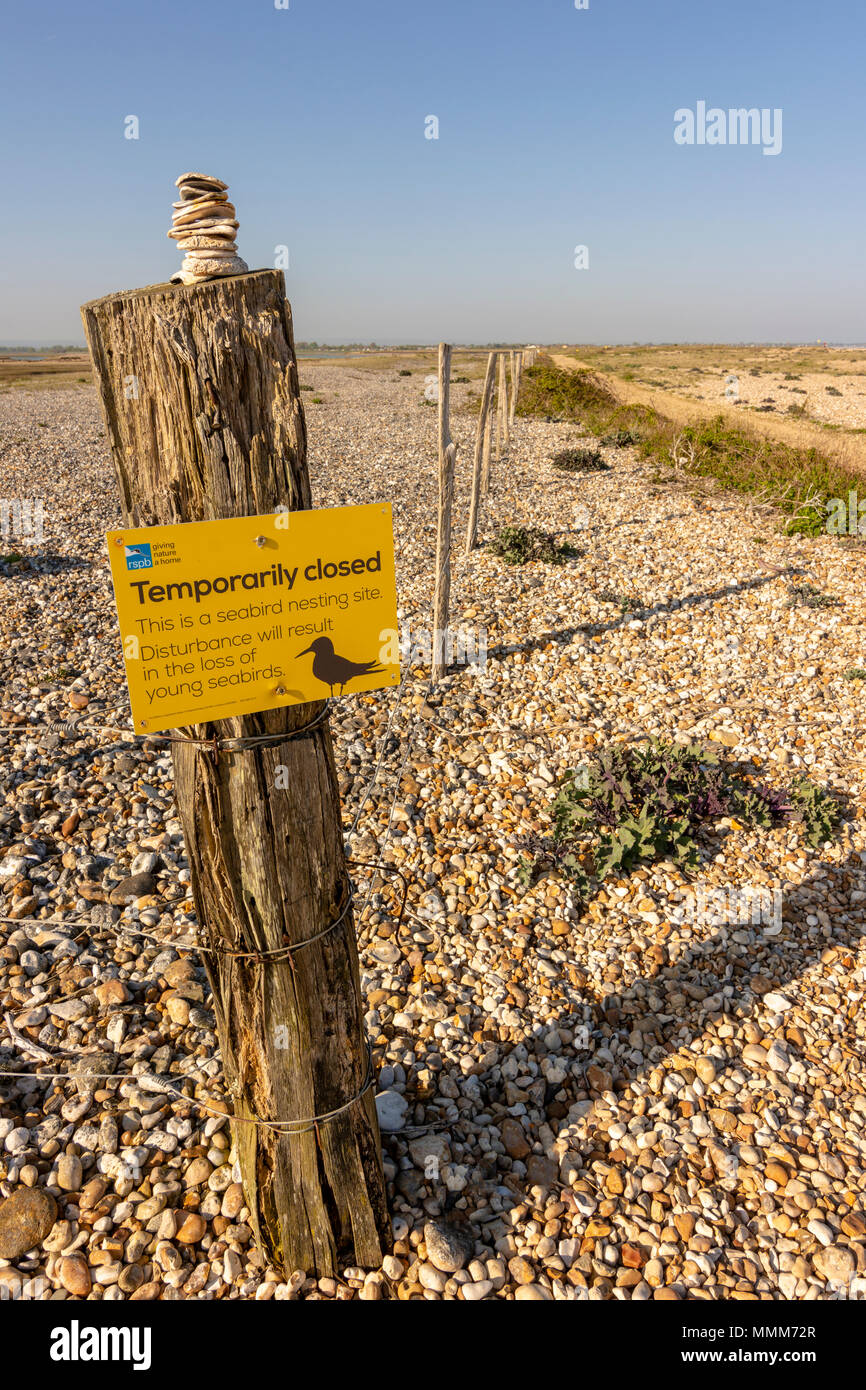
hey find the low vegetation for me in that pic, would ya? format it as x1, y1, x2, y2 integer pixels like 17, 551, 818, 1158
518, 739, 839, 896
487, 525, 578, 565
0, 351, 92, 391
596, 588, 643, 614
551, 447, 609, 473
517, 356, 862, 536
785, 582, 840, 609
599, 428, 640, 447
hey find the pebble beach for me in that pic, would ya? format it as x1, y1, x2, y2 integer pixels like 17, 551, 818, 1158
1, 363, 865, 1302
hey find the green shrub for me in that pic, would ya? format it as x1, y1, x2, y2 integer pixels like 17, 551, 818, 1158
596, 589, 642, 613
551, 447, 609, 473
518, 739, 839, 893
600, 428, 639, 447
788, 777, 841, 847
516, 361, 619, 427
786, 582, 839, 609
487, 525, 578, 565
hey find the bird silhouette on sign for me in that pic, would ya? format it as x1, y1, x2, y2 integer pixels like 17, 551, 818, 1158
296, 636, 385, 695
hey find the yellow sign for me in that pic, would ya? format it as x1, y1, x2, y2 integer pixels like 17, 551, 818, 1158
106, 504, 399, 732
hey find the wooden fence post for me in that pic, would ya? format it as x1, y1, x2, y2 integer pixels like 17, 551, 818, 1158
81, 269, 390, 1277
464, 352, 497, 553
432, 342, 455, 681
494, 352, 508, 458
510, 351, 523, 426
480, 400, 493, 499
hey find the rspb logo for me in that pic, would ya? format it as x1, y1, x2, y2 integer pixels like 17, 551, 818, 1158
125, 543, 153, 571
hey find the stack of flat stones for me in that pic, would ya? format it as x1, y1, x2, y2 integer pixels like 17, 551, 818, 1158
168, 172, 248, 285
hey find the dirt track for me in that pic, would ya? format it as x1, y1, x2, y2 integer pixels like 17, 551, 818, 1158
551, 354, 866, 477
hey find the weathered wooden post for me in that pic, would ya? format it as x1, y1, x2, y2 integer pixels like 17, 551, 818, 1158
481, 399, 494, 498
465, 352, 496, 553
81, 266, 390, 1276
495, 352, 508, 457
432, 342, 456, 681
509, 351, 522, 427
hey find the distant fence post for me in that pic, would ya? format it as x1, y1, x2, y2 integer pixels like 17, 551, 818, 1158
495, 352, 508, 458
81, 267, 389, 1277
480, 400, 494, 498
465, 351, 497, 553
432, 342, 456, 681
510, 350, 523, 426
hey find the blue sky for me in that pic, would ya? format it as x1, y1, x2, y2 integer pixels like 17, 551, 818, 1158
1, 0, 863, 344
